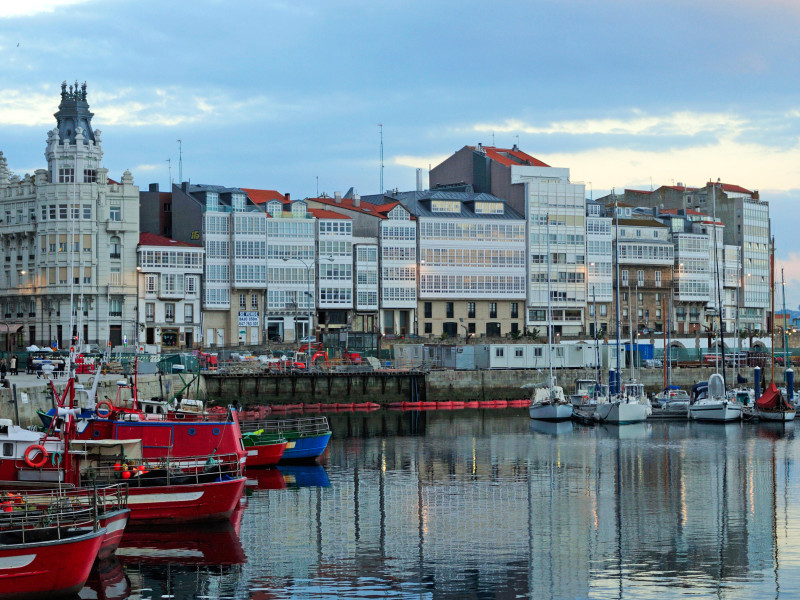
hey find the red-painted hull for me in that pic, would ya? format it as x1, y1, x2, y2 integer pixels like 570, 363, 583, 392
244, 441, 287, 467
125, 477, 246, 525
97, 509, 130, 561
245, 467, 287, 490
0, 527, 105, 600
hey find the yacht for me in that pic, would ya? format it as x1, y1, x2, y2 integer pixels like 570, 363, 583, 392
688, 373, 742, 422
596, 380, 651, 424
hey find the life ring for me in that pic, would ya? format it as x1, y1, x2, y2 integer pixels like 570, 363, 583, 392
96, 400, 114, 418
582, 395, 589, 403
24, 444, 48, 468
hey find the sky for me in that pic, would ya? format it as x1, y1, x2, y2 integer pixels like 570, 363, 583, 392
1, 0, 800, 308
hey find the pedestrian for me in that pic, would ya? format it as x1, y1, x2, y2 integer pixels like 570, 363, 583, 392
0, 358, 7, 380
10, 355, 17, 376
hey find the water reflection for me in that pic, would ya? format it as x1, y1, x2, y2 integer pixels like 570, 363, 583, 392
530, 419, 574, 436
83, 411, 800, 599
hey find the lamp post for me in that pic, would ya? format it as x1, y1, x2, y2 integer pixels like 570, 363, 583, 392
283, 256, 313, 349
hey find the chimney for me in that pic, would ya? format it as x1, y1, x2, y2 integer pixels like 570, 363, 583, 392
181, 181, 188, 192
149, 183, 159, 192
284, 192, 290, 201
354, 194, 361, 207
334, 191, 342, 204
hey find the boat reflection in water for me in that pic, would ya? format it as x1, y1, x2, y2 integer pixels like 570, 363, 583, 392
79, 557, 130, 600
247, 465, 331, 490
529, 419, 574, 436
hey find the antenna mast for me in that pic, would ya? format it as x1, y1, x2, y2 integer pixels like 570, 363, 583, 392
166, 158, 172, 189
378, 124, 383, 194
177, 139, 183, 183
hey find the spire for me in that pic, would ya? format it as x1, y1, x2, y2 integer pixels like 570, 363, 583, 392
53, 80, 95, 145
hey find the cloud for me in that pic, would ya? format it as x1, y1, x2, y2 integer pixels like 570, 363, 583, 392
0, 0, 92, 18
393, 153, 450, 170
0, 86, 305, 129
133, 164, 162, 172
472, 111, 748, 138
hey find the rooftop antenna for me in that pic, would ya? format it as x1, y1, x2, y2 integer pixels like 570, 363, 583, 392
378, 124, 384, 194
515, 134, 519, 148
166, 158, 172, 188
491, 131, 495, 146
316, 176, 319, 197
177, 139, 183, 183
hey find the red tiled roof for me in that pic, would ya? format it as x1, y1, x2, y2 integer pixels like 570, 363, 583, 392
309, 196, 393, 219
242, 188, 287, 204
700, 220, 724, 226
139, 233, 201, 248
717, 182, 754, 196
309, 208, 352, 220
469, 146, 549, 168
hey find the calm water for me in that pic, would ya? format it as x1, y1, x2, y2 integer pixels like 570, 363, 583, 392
79, 410, 800, 599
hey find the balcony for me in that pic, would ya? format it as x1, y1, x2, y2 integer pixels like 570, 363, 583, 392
105, 219, 125, 232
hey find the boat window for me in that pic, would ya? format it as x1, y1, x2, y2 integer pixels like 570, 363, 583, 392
2, 442, 12, 457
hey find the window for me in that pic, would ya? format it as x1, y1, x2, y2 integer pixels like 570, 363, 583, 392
83, 169, 97, 183
49, 205, 56, 220
511, 302, 518, 319
431, 200, 461, 213
185, 276, 197, 295
515, 347, 524, 357
59, 204, 68, 219
468, 322, 475, 334
489, 302, 497, 319
145, 275, 157, 293
58, 168, 74, 183
446, 302, 454, 319
424, 322, 432, 334
495, 348, 504, 357
251, 294, 258, 309
621, 270, 628, 286
600, 305, 607, 317
655, 271, 662, 287
184, 304, 194, 323
109, 205, 121, 221
109, 297, 122, 316
637, 270, 644, 286
110, 236, 121, 259
110, 267, 121, 285
424, 302, 432, 319
240, 294, 246, 309
71, 204, 80, 219
467, 302, 475, 319
165, 303, 175, 323
83, 204, 91, 220
145, 303, 155, 322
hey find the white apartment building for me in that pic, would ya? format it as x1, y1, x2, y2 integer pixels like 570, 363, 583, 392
137, 233, 203, 349
672, 232, 710, 334
586, 200, 612, 336
409, 190, 526, 338
0, 82, 138, 351
314, 210, 354, 332
379, 204, 417, 336
353, 238, 379, 332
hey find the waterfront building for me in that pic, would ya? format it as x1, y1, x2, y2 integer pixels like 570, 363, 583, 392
612, 182, 769, 331
136, 233, 203, 349
313, 209, 354, 334
306, 192, 416, 336
352, 237, 379, 333
586, 200, 612, 337
0, 82, 139, 350
430, 145, 587, 337
366, 186, 526, 339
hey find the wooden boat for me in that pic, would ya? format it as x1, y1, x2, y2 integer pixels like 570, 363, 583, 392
240, 417, 331, 462
0, 489, 107, 599
241, 430, 288, 467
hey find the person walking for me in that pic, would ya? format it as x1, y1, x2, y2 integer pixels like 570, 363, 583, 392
0, 358, 7, 380
9, 355, 17, 376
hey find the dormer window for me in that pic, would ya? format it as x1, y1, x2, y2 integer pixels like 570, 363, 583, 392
431, 200, 460, 213
206, 192, 220, 212
291, 201, 307, 216
474, 202, 503, 215
267, 201, 282, 217
231, 193, 246, 213
388, 206, 409, 220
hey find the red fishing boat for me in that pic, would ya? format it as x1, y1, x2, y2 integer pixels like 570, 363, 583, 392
0, 489, 106, 599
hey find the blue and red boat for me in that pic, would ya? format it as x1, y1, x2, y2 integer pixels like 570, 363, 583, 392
240, 416, 331, 462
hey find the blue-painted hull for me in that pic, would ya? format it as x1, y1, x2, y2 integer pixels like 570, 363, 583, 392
277, 465, 331, 488
280, 433, 331, 462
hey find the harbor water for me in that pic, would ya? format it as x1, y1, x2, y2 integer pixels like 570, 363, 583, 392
81, 409, 800, 599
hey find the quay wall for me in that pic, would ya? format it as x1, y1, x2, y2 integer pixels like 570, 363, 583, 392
0, 374, 205, 428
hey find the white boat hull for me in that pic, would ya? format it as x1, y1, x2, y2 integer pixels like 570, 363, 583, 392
689, 402, 742, 422
596, 402, 649, 424
529, 402, 573, 422
756, 409, 796, 422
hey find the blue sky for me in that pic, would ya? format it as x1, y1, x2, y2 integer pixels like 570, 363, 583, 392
2, 0, 800, 308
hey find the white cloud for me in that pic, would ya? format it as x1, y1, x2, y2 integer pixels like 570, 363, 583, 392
393, 153, 450, 170
0, 86, 300, 128
0, 0, 92, 18
473, 111, 748, 138
134, 164, 161, 172
542, 137, 800, 193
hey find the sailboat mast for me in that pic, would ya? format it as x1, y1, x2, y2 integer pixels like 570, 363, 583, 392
546, 215, 554, 389
782, 267, 788, 372
614, 197, 621, 394
593, 285, 600, 385
771, 236, 776, 383
712, 182, 726, 384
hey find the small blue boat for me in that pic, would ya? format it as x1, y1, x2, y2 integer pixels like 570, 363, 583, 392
241, 416, 331, 462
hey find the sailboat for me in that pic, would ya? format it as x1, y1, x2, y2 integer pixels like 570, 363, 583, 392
529, 214, 572, 422
688, 182, 742, 422
596, 201, 650, 424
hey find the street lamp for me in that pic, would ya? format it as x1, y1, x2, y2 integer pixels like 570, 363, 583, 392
283, 256, 313, 349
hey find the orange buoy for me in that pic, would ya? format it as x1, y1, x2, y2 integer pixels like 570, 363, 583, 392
113, 462, 122, 472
